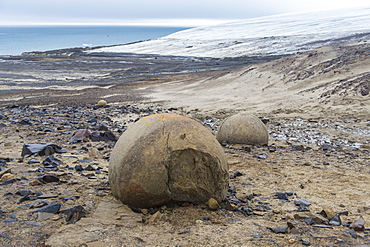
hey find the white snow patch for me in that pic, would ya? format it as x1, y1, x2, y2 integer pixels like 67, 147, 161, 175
89, 6, 370, 58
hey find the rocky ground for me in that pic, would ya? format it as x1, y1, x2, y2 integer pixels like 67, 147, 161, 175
0, 102, 369, 247
0, 43, 369, 247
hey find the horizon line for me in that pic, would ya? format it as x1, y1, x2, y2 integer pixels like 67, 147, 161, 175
0, 18, 238, 28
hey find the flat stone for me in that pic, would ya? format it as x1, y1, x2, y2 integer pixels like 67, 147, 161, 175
269, 225, 288, 234
312, 224, 333, 229
38, 174, 60, 183
294, 198, 311, 207
37, 194, 58, 199
31, 203, 61, 214
16, 190, 33, 196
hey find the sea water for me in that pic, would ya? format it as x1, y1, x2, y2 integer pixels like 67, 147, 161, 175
0, 25, 189, 55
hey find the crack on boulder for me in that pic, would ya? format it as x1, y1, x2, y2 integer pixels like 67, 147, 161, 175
167, 148, 223, 203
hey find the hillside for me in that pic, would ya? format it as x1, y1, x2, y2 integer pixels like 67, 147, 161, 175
91, 6, 370, 58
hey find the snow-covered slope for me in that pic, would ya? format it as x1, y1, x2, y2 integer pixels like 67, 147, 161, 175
91, 6, 370, 58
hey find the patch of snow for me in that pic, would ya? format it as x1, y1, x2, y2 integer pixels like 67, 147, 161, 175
90, 6, 370, 58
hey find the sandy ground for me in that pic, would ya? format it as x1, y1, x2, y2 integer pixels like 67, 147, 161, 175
0, 41, 369, 247
137, 42, 370, 120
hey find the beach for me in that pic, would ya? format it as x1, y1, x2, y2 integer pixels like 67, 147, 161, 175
0, 38, 369, 246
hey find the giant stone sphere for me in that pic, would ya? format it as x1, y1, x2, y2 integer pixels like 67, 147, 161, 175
216, 112, 268, 145
109, 113, 229, 208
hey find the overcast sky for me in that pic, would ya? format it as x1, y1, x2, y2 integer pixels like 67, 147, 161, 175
0, 0, 369, 26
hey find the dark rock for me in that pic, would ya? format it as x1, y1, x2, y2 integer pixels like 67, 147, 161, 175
338, 210, 349, 216
91, 130, 118, 142
42, 157, 61, 167
242, 145, 252, 152
349, 219, 365, 231
304, 217, 315, 225
29, 200, 48, 209
361, 87, 369, 96
329, 214, 342, 226
268, 146, 277, 152
269, 225, 288, 234
128, 205, 142, 214
85, 164, 96, 171
16, 190, 32, 196
312, 224, 333, 229
220, 141, 228, 146
38, 174, 60, 183
4, 219, 17, 222
323, 161, 330, 165
87, 117, 98, 123
336, 240, 351, 245
0, 159, 6, 166
253, 153, 268, 159
75, 165, 83, 171
60, 205, 87, 224
228, 186, 236, 193
294, 198, 311, 207
61, 196, 74, 201
21, 143, 65, 157
298, 206, 310, 212
347, 230, 360, 239
18, 195, 32, 203
276, 192, 289, 201
19, 119, 32, 125
9, 213, 17, 219
70, 129, 91, 143
0, 179, 16, 186
291, 145, 304, 151
202, 216, 212, 221
97, 124, 109, 131
31, 202, 61, 214
251, 234, 263, 238
27, 159, 40, 164
321, 144, 337, 151
237, 207, 253, 216
261, 117, 270, 124
230, 171, 243, 179
300, 240, 311, 246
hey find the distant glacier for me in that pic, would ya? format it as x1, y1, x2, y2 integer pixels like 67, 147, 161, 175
90, 6, 370, 58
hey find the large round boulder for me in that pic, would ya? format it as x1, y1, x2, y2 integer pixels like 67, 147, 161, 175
216, 112, 268, 145
109, 113, 229, 208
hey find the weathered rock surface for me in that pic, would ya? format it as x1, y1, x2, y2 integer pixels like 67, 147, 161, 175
109, 113, 229, 208
216, 112, 268, 145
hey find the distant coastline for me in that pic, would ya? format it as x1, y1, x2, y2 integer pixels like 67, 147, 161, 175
0, 25, 189, 56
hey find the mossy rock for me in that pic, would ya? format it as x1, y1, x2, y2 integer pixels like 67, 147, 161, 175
216, 112, 268, 145
109, 113, 229, 208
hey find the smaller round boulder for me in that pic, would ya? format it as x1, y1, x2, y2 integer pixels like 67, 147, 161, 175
109, 113, 229, 208
216, 112, 268, 145
97, 100, 107, 106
